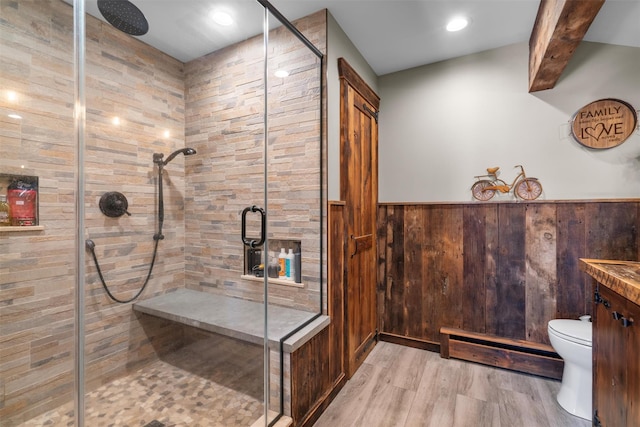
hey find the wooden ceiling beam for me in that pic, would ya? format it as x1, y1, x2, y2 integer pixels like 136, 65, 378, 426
528, 0, 605, 92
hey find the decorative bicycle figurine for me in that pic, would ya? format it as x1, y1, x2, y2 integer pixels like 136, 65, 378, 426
471, 165, 543, 201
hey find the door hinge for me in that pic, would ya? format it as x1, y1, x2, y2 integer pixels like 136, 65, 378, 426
362, 104, 378, 123
594, 290, 610, 308
593, 410, 602, 427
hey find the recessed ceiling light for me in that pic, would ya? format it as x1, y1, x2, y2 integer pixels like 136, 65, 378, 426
8, 113, 22, 119
274, 70, 289, 78
446, 17, 468, 32
211, 10, 233, 26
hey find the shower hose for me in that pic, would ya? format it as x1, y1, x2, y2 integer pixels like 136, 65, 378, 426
85, 148, 192, 303
86, 167, 165, 304
85, 237, 160, 303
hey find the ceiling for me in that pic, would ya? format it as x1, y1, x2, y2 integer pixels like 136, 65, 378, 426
79, 0, 640, 76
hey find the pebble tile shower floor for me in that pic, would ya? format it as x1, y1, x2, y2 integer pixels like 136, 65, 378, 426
19, 335, 264, 427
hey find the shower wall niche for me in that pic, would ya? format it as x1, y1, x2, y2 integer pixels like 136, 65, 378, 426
0, 174, 39, 227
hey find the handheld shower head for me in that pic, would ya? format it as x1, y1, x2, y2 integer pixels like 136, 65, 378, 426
153, 148, 197, 166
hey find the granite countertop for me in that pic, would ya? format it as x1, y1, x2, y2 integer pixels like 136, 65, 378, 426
580, 259, 640, 306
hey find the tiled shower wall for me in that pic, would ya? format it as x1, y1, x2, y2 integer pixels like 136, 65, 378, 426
1, 1, 327, 425
183, 10, 327, 313
1, 1, 76, 424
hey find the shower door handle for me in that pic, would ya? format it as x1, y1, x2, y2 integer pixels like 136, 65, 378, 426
241, 205, 266, 248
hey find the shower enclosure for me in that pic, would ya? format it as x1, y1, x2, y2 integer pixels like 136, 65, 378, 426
0, 1, 325, 426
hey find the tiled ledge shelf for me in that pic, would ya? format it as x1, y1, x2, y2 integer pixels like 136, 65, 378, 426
0, 226, 44, 232
241, 274, 305, 288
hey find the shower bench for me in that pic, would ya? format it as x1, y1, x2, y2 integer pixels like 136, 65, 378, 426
133, 288, 329, 352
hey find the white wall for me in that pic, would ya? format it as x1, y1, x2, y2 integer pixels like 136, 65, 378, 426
378, 41, 640, 202
326, 11, 378, 201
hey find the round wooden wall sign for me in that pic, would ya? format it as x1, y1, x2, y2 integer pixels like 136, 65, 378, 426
571, 98, 637, 149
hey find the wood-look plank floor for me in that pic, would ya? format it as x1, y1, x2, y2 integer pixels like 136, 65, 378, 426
312, 341, 590, 427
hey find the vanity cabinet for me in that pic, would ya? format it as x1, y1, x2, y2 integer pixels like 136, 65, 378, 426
592, 283, 640, 427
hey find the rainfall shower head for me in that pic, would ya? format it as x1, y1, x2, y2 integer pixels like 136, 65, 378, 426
97, 0, 149, 36
153, 148, 197, 166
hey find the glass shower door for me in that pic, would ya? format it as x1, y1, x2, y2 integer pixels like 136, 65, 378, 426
263, 5, 324, 425
81, 0, 271, 426
0, 1, 78, 426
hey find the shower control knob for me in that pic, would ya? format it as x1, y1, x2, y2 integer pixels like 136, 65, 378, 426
99, 191, 131, 217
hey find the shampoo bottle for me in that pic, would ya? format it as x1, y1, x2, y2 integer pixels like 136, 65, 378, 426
294, 248, 301, 283
278, 248, 286, 277
287, 248, 295, 280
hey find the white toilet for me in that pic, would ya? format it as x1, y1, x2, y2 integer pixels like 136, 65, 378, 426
547, 318, 593, 420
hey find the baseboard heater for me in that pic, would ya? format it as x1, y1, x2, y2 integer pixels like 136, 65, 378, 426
439, 327, 563, 380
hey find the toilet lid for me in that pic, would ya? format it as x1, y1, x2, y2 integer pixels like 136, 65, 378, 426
548, 319, 592, 346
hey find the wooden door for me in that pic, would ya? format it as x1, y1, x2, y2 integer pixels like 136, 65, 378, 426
339, 58, 379, 378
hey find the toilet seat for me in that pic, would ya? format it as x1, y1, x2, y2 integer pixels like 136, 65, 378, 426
548, 319, 592, 347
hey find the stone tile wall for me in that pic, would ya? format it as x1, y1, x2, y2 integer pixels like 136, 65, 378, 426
1, 1, 77, 424
184, 10, 327, 314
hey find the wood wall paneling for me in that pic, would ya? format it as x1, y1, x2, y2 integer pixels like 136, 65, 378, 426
556, 203, 588, 318
585, 202, 638, 261
405, 206, 426, 339
378, 201, 640, 354
328, 202, 346, 388
525, 204, 557, 344
461, 205, 497, 333
423, 206, 464, 342
291, 328, 330, 423
291, 202, 638, 425
290, 202, 347, 427
493, 204, 527, 340
378, 205, 405, 336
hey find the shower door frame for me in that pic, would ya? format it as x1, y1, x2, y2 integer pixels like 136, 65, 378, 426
73, 1, 86, 425
260, 2, 325, 425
